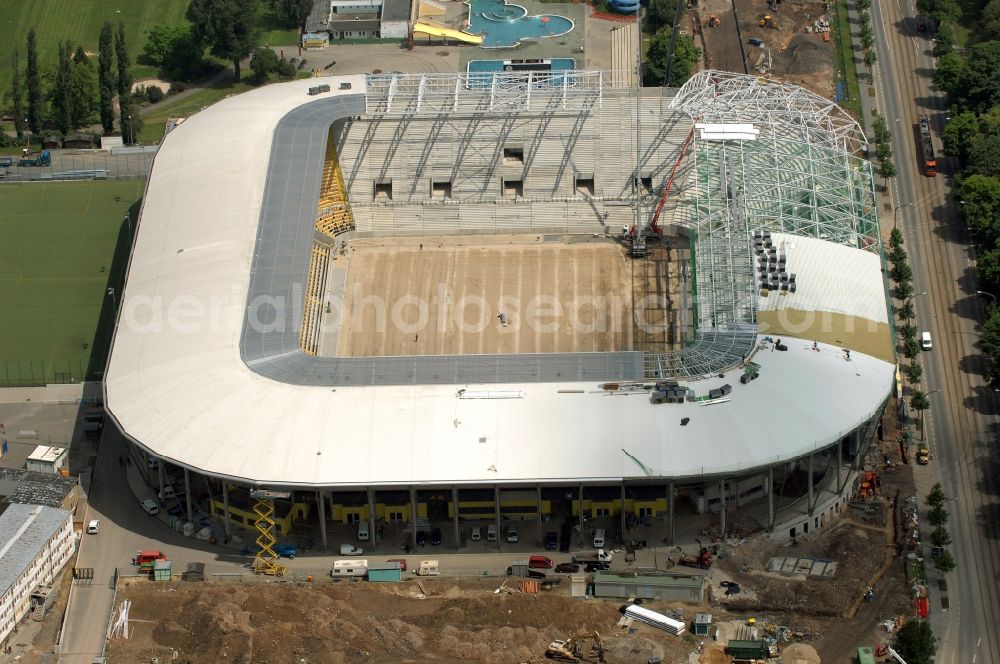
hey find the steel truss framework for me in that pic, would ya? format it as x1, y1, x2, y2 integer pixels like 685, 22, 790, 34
364, 71, 604, 115
636, 71, 880, 378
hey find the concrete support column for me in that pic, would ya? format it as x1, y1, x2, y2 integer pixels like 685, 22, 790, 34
452, 487, 460, 551
157, 462, 165, 501
719, 479, 726, 539
836, 438, 844, 493
317, 491, 328, 551
767, 468, 774, 531
494, 487, 502, 552
367, 488, 377, 553
410, 487, 418, 551
807, 453, 815, 515
536, 486, 543, 547
577, 485, 585, 547
667, 481, 674, 545
222, 481, 231, 538
620, 484, 627, 544
184, 468, 193, 522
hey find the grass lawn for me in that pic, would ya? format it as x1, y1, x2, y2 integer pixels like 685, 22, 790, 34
0, 180, 142, 386
833, 0, 863, 120
0, 0, 191, 102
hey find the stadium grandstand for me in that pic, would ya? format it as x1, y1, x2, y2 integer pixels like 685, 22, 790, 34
105, 70, 894, 553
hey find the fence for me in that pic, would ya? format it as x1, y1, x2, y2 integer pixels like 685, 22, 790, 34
0, 149, 154, 183
0, 359, 101, 388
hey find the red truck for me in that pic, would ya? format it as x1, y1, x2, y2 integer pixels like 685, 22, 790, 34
678, 548, 714, 569
132, 550, 167, 572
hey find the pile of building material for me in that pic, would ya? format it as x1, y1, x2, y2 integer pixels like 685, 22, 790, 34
624, 605, 686, 636
766, 556, 838, 578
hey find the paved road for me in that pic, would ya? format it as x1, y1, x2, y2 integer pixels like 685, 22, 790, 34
871, 1, 1000, 662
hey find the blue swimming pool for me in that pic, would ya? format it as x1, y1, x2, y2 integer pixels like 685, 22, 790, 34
465, 58, 578, 89
466, 0, 575, 48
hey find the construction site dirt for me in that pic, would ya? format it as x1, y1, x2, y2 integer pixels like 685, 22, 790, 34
690, 0, 835, 99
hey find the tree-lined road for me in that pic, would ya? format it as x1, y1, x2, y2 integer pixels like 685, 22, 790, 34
870, 0, 1000, 661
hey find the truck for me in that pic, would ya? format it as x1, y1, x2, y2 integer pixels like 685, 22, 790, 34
919, 115, 937, 177
677, 547, 714, 569
18, 150, 51, 167
571, 549, 613, 564
132, 549, 167, 573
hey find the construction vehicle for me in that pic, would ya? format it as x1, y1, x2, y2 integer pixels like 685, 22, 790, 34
918, 114, 937, 177
18, 150, 50, 167
249, 488, 290, 576
678, 547, 714, 569
916, 445, 931, 464
546, 631, 607, 662
759, 15, 779, 28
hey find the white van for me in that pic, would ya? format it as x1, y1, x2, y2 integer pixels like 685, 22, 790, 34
470, 526, 482, 541
593, 528, 605, 548
921, 331, 932, 350
141, 498, 159, 515
487, 524, 498, 542
358, 521, 370, 541
506, 523, 519, 543
417, 560, 440, 576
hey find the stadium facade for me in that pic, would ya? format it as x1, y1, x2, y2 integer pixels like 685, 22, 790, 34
105, 71, 894, 547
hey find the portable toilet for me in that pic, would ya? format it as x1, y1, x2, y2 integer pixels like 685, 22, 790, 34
693, 613, 713, 636
153, 559, 172, 582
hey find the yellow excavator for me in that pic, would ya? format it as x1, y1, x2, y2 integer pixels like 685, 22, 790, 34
546, 631, 607, 662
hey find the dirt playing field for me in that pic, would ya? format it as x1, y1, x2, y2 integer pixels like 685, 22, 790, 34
105, 578, 697, 664
326, 235, 683, 358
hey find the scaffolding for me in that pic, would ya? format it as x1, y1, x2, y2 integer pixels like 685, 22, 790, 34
364, 71, 607, 115
249, 489, 288, 577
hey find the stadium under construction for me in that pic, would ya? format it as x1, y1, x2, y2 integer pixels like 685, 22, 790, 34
105, 70, 894, 556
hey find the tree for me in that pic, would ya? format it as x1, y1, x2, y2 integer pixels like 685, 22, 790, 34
959, 174, 1000, 243
888, 245, 908, 265
893, 280, 914, 302
249, 46, 279, 82
645, 0, 674, 33
142, 25, 189, 66
933, 21, 955, 57
979, 307, 1000, 379
935, 548, 956, 572
11, 49, 25, 138
26, 28, 42, 135
276, 55, 296, 79
187, 0, 261, 83
69, 47, 98, 129
931, 526, 952, 546
917, 0, 961, 24
876, 140, 894, 162
115, 22, 135, 142
967, 129, 1000, 178
98, 22, 115, 134
927, 503, 949, 526
906, 361, 923, 384
893, 619, 937, 664
897, 299, 915, 320
271, 0, 313, 31
903, 337, 920, 358
977, 246, 1000, 292
925, 482, 947, 506
643, 27, 701, 87
52, 40, 74, 135
934, 51, 965, 94
942, 111, 977, 163
890, 261, 913, 284
856, 0, 871, 9
985, 0, 1000, 39
861, 30, 876, 50
859, 10, 872, 31
889, 226, 904, 249
900, 322, 917, 341
954, 41, 1000, 114
910, 389, 931, 435
864, 47, 878, 68
879, 158, 897, 186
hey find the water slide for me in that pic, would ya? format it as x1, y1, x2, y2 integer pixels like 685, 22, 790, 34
413, 23, 484, 44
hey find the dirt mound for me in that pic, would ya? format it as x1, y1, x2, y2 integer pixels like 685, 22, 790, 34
782, 35, 833, 75
107, 579, 690, 664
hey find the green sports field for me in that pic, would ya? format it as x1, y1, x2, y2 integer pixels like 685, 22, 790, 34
0, 181, 142, 386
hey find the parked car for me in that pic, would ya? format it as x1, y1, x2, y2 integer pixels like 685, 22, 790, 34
386, 558, 408, 571
506, 524, 519, 543
470, 526, 482, 541
340, 544, 364, 555
158, 484, 177, 501
529, 555, 553, 569
416, 530, 427, 546
584, 561, 610, 572
141, 499, 159, 515
339, 82, 352, 90
86, 519, 100, 534
430, 528, 442, 545
555, 562, 579, 574
544, 531, 558, 551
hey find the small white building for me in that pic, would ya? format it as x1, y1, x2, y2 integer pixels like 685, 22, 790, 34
0, 504, 75, 645
24, 446, 68, 475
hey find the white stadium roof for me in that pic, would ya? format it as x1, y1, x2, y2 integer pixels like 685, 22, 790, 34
105, 75, 894, 488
